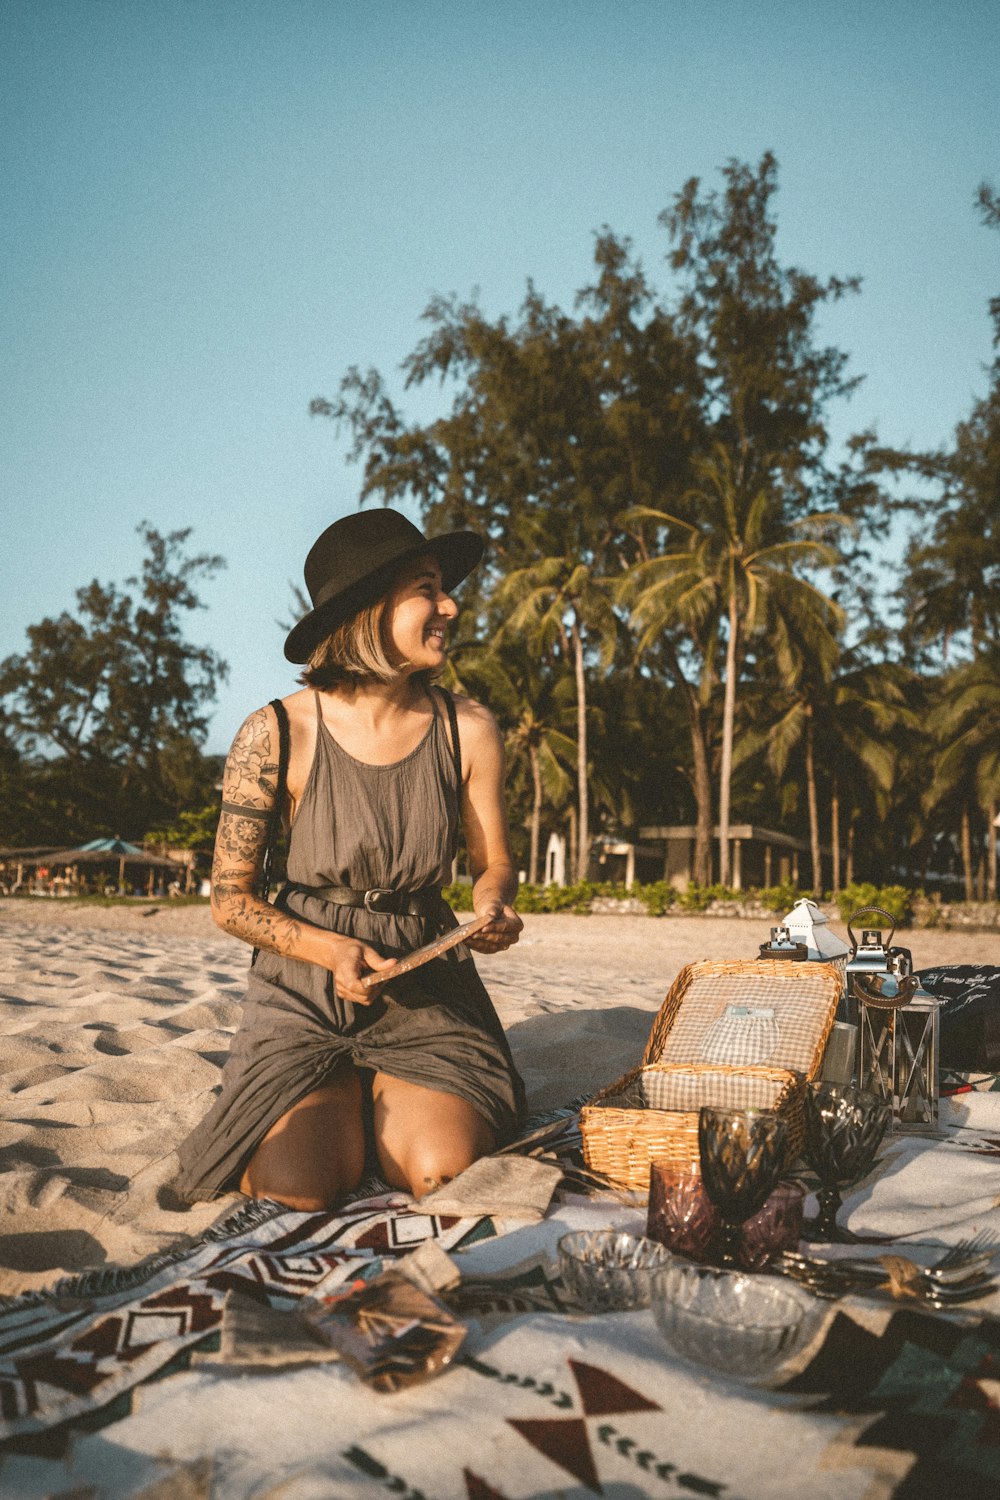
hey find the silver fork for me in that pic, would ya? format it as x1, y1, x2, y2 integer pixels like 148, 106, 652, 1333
776, 1242, 998, 1298
930, 1229, 997, 1272
791, 1232, 997, 1282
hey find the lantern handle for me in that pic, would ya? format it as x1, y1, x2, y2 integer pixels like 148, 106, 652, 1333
852, 971, 919, 1009
846, 905, 896, 957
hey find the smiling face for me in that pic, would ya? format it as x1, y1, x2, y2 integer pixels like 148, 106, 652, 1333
383, 554, 458, 673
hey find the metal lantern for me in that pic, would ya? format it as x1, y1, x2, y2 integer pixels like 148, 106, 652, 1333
771, 900, 852, 1083
842, 905, 913, 1027
781, 899, 851, 970
857, 985, 940, 1130
845, 904, 939, 1129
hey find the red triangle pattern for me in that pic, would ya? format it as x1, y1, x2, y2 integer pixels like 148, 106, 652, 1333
509, 1417, 602, 1494
463, 1468, 509, 1499
569, 1358, 662, 1417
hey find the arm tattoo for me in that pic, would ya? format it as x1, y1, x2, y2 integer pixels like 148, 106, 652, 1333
220, 799, 271, 820
210, 706, 304, 958
214, 891, 304, 957
223, 707, 281, 807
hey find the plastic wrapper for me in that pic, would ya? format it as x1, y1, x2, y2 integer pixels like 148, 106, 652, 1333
304, 1269, 466, 1393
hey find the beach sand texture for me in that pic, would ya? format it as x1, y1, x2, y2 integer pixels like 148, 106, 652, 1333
1, 900, 997, 1297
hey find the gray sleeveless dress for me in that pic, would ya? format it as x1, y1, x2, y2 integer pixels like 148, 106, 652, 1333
174, 691, 525, 1202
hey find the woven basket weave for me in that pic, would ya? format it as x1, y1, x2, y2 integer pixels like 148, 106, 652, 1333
579, 958, 841, 1194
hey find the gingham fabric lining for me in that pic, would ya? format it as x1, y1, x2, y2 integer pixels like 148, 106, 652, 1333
657, 970, 835, 1076
639, 1066, 790, 1113
700, 1007, 780, 1066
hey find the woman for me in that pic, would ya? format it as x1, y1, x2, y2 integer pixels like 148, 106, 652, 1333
174, 508, 525, 1210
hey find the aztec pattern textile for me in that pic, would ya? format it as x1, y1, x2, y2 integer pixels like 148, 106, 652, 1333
3, 1095, 1000, 1498
2, 1254, 999, 1499
0, 1191, 494, 1449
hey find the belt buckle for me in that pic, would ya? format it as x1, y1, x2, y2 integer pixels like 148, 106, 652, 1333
364, 887, 396, 914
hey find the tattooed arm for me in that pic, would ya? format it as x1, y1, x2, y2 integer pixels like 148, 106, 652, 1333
211, 704, 396, 1004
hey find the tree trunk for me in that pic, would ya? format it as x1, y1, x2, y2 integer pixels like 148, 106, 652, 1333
831, 775, 841, 894
528, 742, 542, 886
689, 704, 713, 885
846, 816, 855, 886
568, 804, 577, 886
717, 591, 739, 887
804, 705, 821, 896
961, 805, 975, 902
570, 615, 589, 882
659, 638, 712, 885
989, 795, 998, 902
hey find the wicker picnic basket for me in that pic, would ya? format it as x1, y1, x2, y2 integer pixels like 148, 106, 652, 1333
579, 958, 842, 1194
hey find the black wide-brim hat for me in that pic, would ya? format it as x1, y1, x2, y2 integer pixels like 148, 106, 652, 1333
284, 508, 485, 664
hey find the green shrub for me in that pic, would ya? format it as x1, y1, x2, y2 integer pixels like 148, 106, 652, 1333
676, 882, 742, 911
752, 882, 806, 913
443, 877, 920, 924
835, 883, 914, 926
634, 880, 678, 916
441, 881, 475, 911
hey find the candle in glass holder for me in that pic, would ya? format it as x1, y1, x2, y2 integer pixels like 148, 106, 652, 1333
646, 1161, 719, 1261
738, 1180, 806, 1270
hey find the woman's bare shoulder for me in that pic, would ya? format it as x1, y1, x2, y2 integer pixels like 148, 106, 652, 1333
444, 690, 501, 752
280, 686, 317, 726
444, 688, 494, 723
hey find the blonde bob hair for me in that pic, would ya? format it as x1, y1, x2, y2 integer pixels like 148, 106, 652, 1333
298, 598, 395, 689
298, 597, 438, 690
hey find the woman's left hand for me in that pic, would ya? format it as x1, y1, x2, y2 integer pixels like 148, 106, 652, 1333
466, 899, 523, 953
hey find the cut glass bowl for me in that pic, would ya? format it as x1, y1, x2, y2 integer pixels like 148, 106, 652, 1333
651, 1262, 818, 1380
558, 1229, 674, 1312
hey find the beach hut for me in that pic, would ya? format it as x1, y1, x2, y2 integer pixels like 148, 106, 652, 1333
43, 838, 179, 895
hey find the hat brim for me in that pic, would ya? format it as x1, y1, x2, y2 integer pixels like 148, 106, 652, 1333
283, 529, 485, 664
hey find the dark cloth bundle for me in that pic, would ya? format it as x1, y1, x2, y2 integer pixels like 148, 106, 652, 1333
916, 965, 1000, 1072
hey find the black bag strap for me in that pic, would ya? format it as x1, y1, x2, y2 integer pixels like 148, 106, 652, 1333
259, 696, 290, 904
438, 687, 462, 790
251, 697, 290, 969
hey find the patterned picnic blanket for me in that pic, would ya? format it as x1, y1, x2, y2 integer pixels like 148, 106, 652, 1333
3, 1098, 1000, 1499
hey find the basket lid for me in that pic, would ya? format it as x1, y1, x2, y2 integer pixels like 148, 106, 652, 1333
646, 958, 840, 1079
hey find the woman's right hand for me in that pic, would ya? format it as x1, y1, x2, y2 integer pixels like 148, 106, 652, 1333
328, 938, 398, 1005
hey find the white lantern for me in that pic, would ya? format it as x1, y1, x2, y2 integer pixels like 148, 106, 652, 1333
781, 898, 851, 967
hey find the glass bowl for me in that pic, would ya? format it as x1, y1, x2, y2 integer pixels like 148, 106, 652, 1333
650, 1262, 817, 1380
557, 1230, 675, 1312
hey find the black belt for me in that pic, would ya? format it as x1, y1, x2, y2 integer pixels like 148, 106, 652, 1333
285, 882, 444, 919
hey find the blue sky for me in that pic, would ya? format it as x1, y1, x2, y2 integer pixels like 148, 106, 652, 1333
2, 1, 998, 752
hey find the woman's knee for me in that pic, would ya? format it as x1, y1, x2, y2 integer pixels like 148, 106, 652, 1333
401, 1136, 491, 1198
240, 1070, 366, 1208
372, 1075, 496, 1197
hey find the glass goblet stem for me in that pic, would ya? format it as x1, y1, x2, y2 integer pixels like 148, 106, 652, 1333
813, 1184, 843, 1242
716, 1218, 743, 1269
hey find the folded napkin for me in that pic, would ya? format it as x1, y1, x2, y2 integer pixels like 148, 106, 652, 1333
218, 1291, 339, 1368
418, 1154, 562, 1221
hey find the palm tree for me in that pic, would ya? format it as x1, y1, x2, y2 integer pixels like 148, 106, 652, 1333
620, 444, 846, 886
925, 648, 1000, 900
495, 556, 619, 882
751, 659, 917, 894
446, 643, 574, 884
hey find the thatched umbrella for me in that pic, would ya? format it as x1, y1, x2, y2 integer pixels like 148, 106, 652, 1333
44, 840, 179, 893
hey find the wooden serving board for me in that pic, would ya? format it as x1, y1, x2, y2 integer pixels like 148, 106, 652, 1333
360, 913, 492, 991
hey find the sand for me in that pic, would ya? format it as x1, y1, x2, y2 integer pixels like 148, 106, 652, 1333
1, 898, 998, 1298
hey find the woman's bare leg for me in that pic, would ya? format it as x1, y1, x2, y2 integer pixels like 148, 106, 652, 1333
372, 1072, 496, 1198
239, 1065, 366, 1210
